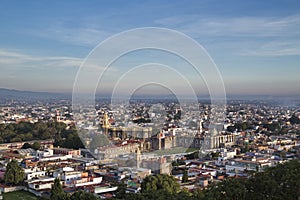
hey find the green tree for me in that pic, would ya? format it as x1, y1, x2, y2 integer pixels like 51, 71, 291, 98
16, 121, 33, 135
246, 172, 278, 200
289, 113, 300, 124
50, 178, 67, 200
246, 160, 300, 200
204, 178, 247, 200
0, 123, 5, 134
122, 193, 145, 200
185, 151, 199, 159
172, 161, 179, 167
210, 152, 221, 159
182, 169, 189, 183
24, 132, 33, 140
176, 188, 192, 200
114, 181, 127, 199
70, 190, 97, 200
141, 174, 180, 194
142, 189, 174, 200
4, 159, 24, 185
48, 121, 67, 147
32, 141, 41, 150
234, 122, 250, 131
192, 189, 205, 199
21, 142, 32, 149
62, 131, 84, 150
227, 126, 236, 132
10, 137, 22, 142
202, 160, 300, 200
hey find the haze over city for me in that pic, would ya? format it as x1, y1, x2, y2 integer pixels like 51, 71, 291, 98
1, 0, 300, 96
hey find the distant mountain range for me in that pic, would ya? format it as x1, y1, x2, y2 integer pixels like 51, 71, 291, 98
0, 88, 299, 104
0, 88, 71, 100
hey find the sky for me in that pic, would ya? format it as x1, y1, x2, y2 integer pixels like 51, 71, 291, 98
0, 0, 300, 96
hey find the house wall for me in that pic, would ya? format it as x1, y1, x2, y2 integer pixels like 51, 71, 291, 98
26, 171, 46, 180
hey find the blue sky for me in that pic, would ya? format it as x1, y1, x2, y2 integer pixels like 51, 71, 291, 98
0, 0, 300, 96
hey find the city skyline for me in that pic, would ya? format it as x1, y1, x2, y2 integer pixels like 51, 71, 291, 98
1, 0, 300, 96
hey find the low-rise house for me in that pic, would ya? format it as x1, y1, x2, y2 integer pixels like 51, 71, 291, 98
94, 185, 118, 195
53, 148, 81, 156
197, 174, 212, 187
27, 176, 56, 191
15, 148, 36, 158
225, 157, 272, 176
26, 170, 47, 181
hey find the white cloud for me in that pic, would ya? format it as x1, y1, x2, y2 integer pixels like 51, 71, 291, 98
27, 17, 114, 47
0, 49, 83, 71
0, 49, 118, 92
241, 41, 300, 56
155, 14, 300, 37
155, 14, 300, 57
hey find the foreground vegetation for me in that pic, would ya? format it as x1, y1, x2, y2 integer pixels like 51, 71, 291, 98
0, 121, 84, 149
3, 190, 38, 200
112, 159, 300, 200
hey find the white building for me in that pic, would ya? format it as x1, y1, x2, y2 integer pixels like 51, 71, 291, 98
26, 171, 46, 181
27, 177, 56, 191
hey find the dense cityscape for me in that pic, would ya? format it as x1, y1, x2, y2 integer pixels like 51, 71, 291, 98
0, 93, 299, 199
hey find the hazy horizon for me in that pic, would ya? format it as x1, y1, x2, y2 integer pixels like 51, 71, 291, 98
1, 87, 300, 99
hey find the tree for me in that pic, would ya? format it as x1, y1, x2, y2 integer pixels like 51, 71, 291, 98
70, 190, 97, 200
122, 193, 145, 200
204, 178, 247, 200
0, 123, 5, 134
51, 178, 67, 200
142, 189, 174, 200
24, 132, 33, 140
10, 137, 22, 142
48, 121, 67, 147
4, 159, 24, 185
202, 160, 300, 200
234, 122, 250, 131
192, 189, 205, 199
172, 161, 179, 167
114, 182, 127, 199
182, 169, 189, 183
62, 131, 84, 150
0, 121, 80, 144
32, 141, 41, 150
141, 174, 180, 194
227, 125, 236, 132
176, 188, 192, 200
290, 113, 300, 124
21, 142, 32, 149
185, 151, 199, 159
211, 152, 221, 159
16, 121, 33, 135
246, 160, 300, 200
